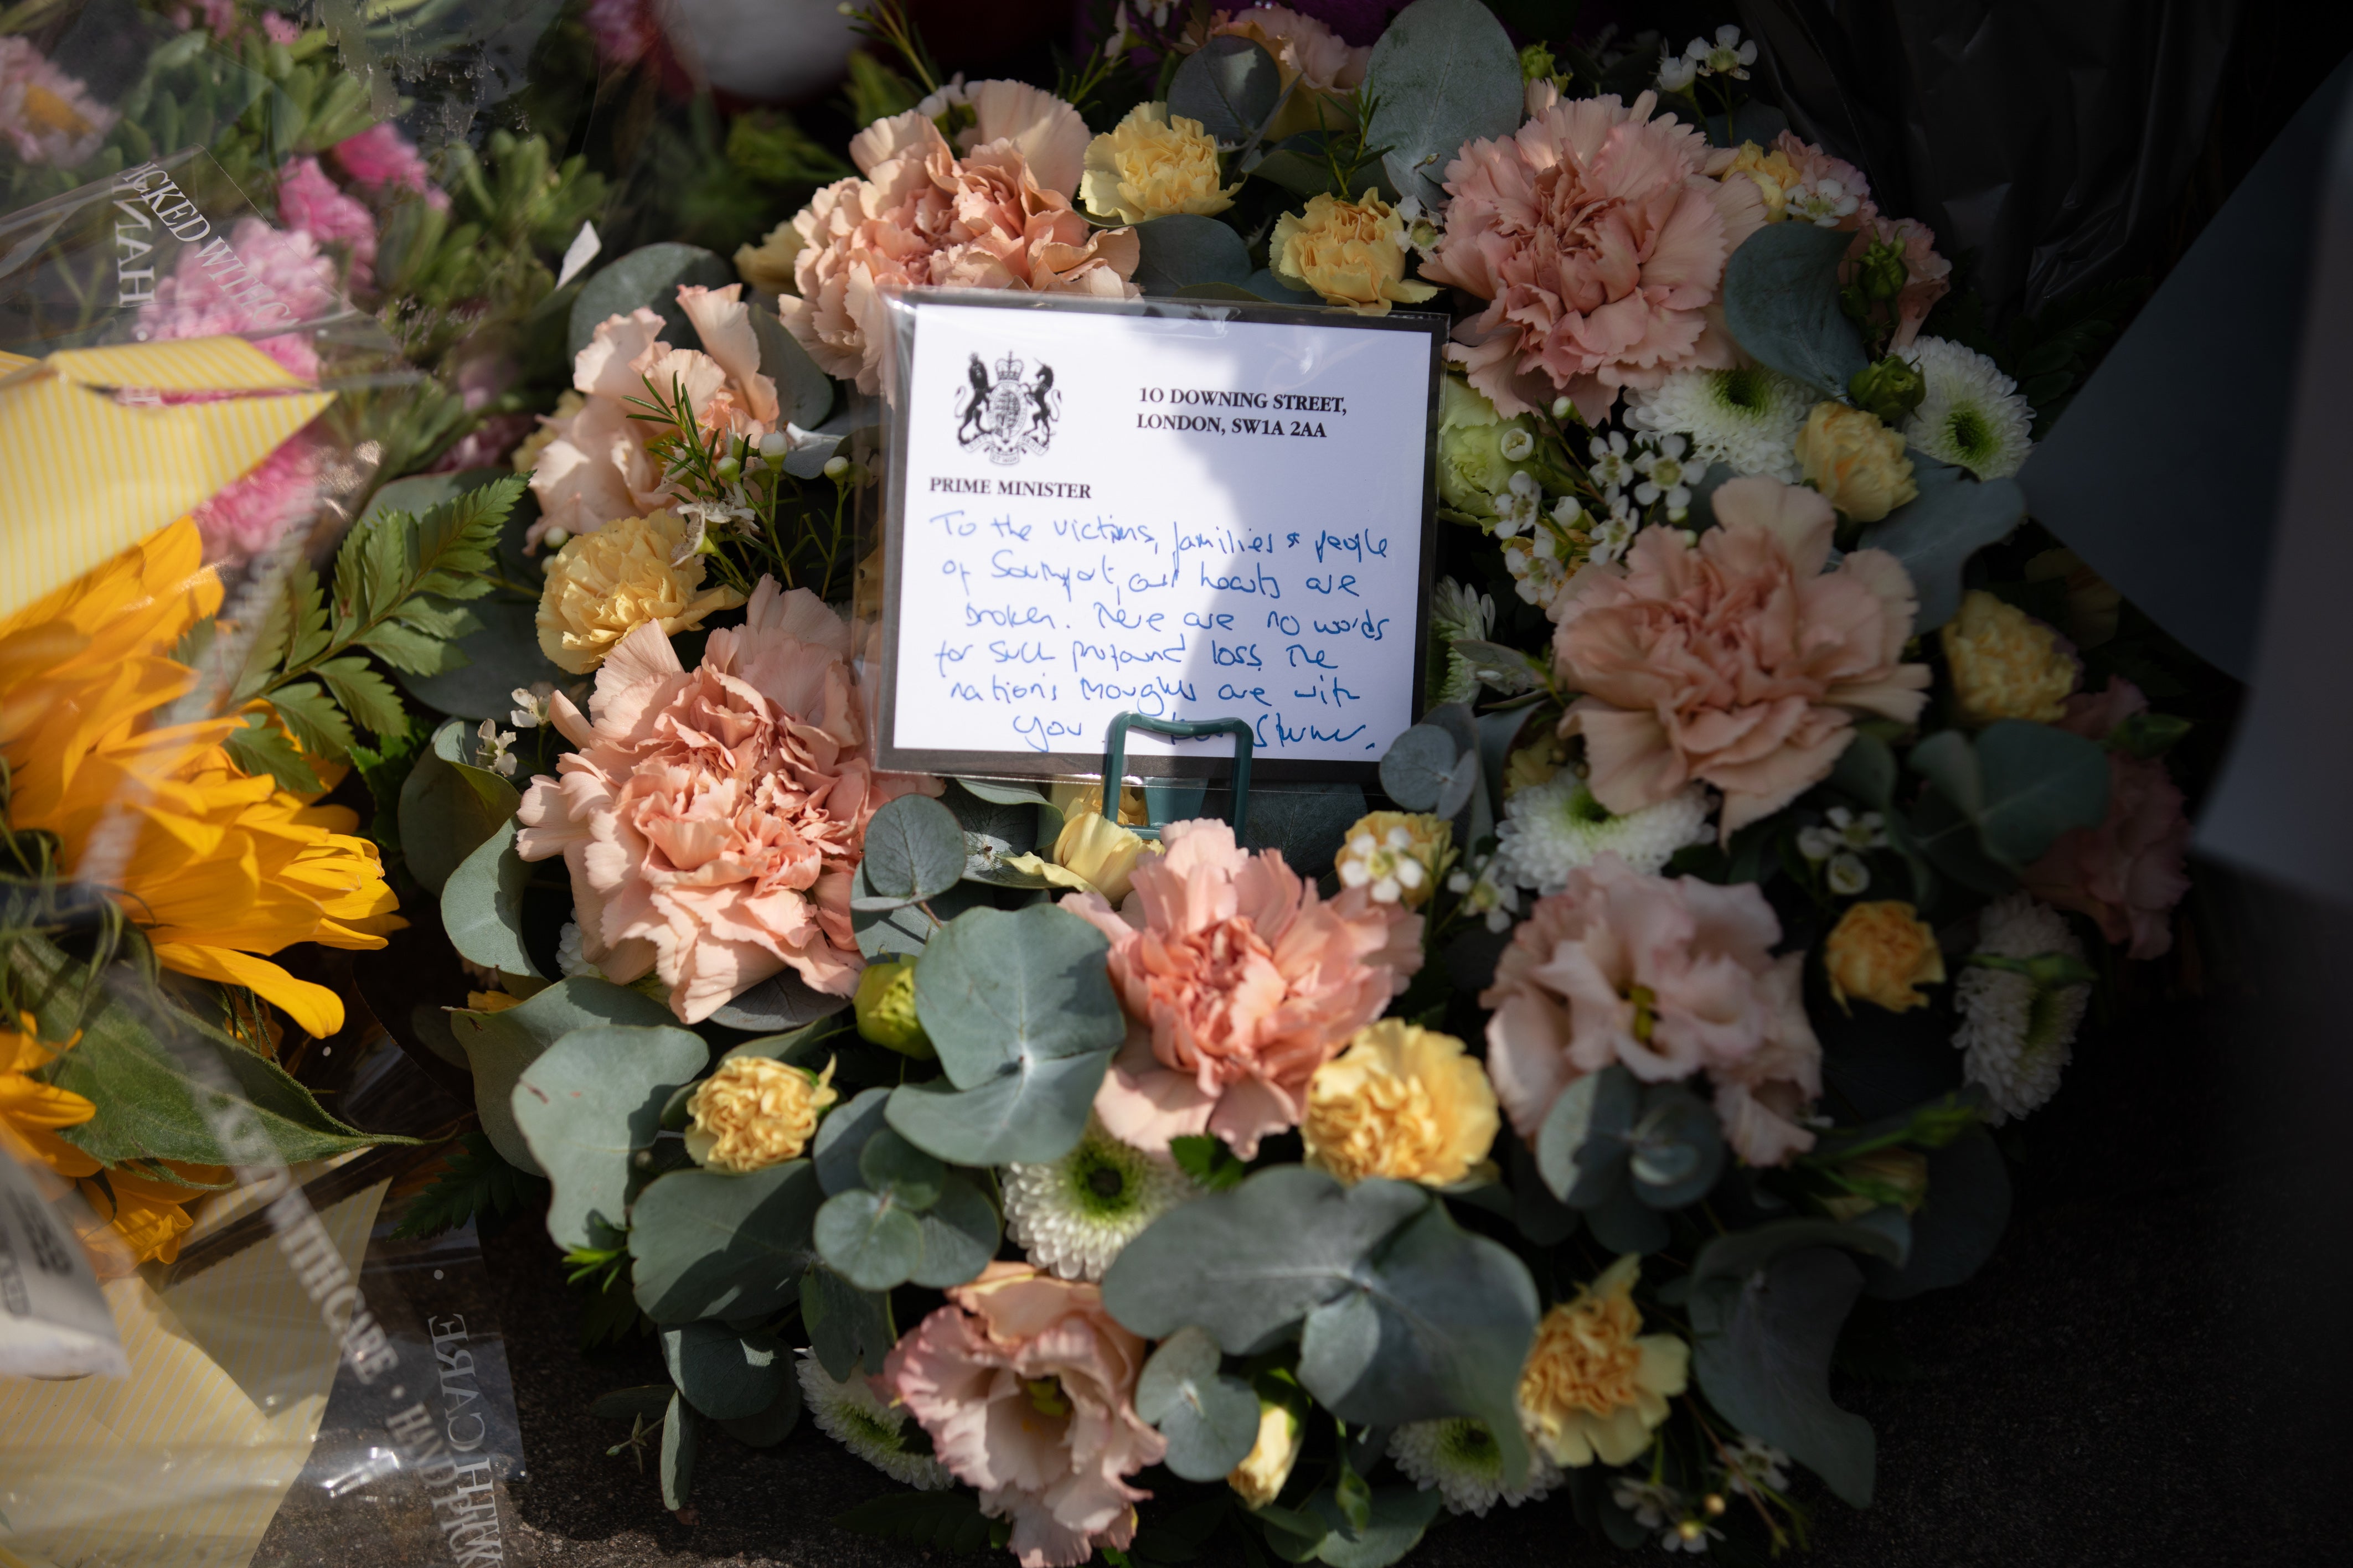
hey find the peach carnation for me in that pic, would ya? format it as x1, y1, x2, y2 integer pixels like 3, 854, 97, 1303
885, 1262, 1165, 1568
514, 578, 937, 1023
1551, 475, 1931, 838
778, 89, 1138, 395
527, 283, 781, 547
2022, 677, 2191, 960
1210, 7, 1371, 142
1061, 819, 1422, 1159
1480, 854, 1822, 1167
1418, 89, 1768, 421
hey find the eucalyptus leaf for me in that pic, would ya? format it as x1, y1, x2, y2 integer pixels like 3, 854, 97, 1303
1133, 213, 1255, 296
588, 1385, 674, 1422
1377, 725, 1462, 813
1862, 1127, 2010, 1300
1970, 720, 2112, 868
512, 1023, 709, 1250
1690, 1246, 1875, 1506
813, 1188, 926, 1292
1535, 1064, 1639, 1207
1240, 781, 1368, 879
659, 1389, 697, 1510
1583, 1181, 1671, 1255
1721, 221, 1868, 398
857, 1129, 945, 1209
399, 717, 521, 895
1247, 132, 1341, 197
629, 1161, 820, 1324
1303, 1483, 1445, 1568
1245, 267, 1318, 306
908, 1172, 1001, 1290
395, 598, 568, 721
1135, 1327, 1262, 1482
802, 1260, 896, 1380
1363, 0, 1524, 208
441, 820, 539, 978
706, 967, 852, 1032
861, 793, 969, 902
813, 1086, 895, 1197
451, 977, 678, 1176
1167, 35, 1281, 142
751, 304, 835, 429
569, 242, 733, 358
1856, 459, 2028, 631
662, 1320, 786, 1421
718, 1368, 803, 1446
885, 1053, 1113, 1167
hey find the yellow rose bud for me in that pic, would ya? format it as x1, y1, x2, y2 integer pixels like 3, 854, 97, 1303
733, 219, 806, 294
854, 960, 933, 1058
1053, 810, 1157, 906
1820, 1146, 1931, 1222
1518, 1256, 1689, 1467
684, 1054, 839, 1173
1823, 900, 1946, 1013
1302, 1021, 1499, 1188
535, 510, 747, 675
1941, 589, 2079, 725
1333, 811, 1450, 909
1270, 191, 1441, 315
1226, 1392, 1305, 1510
1049, 782, 1148, 825
1795, 402, 1918, 522
1721, 141, 1804, 221
1080, 102, 1242, 224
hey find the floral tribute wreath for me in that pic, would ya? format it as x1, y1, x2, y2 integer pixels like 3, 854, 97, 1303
338, 4, 2194, 1565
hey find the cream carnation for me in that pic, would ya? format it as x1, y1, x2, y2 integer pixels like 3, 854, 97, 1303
534, 509, 747, 675
1516, 1256, 1688, 1467
1270, 190, 1438, 314
683, 1054, 838, 1172
1301, 1021, 1499, 1187
1624, 363, 1812, 481
778, 93, 1137, 394
1061, 819, 1421, 1160
1900, 335, 2035, 479
1550, 476, 1930, 837
1081, 102, 1241, 222
515, 579, 938, 1023
1481, 854, 1822, 1166
1419, 90, 1767, 420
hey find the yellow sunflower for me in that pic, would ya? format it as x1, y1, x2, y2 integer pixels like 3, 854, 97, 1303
0, 520, 401, 1038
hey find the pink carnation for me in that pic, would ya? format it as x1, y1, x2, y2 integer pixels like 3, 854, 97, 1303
276, 155, 378, 287
1481, 853, 1823, 1167
1551, 475, 1931, 838
333, 122, 448, 210
1419, 89, 1768, 421
1844, 215, 1949, 350
514, 578, 940, 1024
1060, 819, 1421, 1159
1, 37, 117, 168
2022, 677, 2191, 960
528, 284, 781, 546
885, 1262, 1165, 1568
1211, 7, 1372, 94
779, 86, 1138, 394
140, 218, 342, 382
190, 436, 319, 565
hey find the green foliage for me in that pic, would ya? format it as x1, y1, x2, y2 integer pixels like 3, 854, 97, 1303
832, 1489, 994, 1554
1908, 721, 2113, 875
567, 242, 736, 360
1133, 214, 1257, 297
441, 821, 538, 977
726, 108, 852, 187
347, 718, 425, 877
662, 1320, 787, 1421
450, 977, 679, 1174
391, 1130, 546, 1240
513, 1024, 710, 1251
1856, 459, 2030, 631
1134, 1327, 1262, 1481
843, 49, 923, 128
399, 717, 523, 897
660, 1389, 697, 1510
1536, 1063, 1726, 1219
1364, 0, 1524, 207
802, 1259, 897, 1380
629, 1162, 821, 1324
855, 794, 969, 908
1690, 1244, 1877, 1508
1170, 1133, 1248, 1192
1926, 275, 2148, 435
1721, 222, 1871, 399
1169, 35, 1283, 143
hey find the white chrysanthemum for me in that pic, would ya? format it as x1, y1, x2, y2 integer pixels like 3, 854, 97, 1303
556, 920, 600, 979
796, 1351, 953, 1488
1953, 894, 2089, 1123
1494, 776, 1714, 894
1625, 364, 1811, 482
1002, 1117, 1198, 1281
1899, 337, 2035, 479
1389, 1419, 1563, 1517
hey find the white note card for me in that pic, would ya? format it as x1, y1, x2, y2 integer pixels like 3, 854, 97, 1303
881, 296, 1438, 773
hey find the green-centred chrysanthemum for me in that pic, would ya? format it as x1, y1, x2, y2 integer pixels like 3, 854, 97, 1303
1387, 1418, 1563, 1517
1624, 364, 1812, 482
1898, 336, 2035, 479
796, 1350, 953, 1488
1000, 1116, 1198, 1281
1952, 893, 2089, 1122
1493, 774, 1714, 896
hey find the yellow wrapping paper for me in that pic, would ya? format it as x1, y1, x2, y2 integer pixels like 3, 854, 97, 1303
0, 335, 334, 618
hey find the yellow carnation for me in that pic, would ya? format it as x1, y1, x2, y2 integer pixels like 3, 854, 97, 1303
1270, 190, 1439, 315
1333, 811, 1451, 909
1941, 589, 2079, 725
1081, 102, 1241, 223
1302, 1021, 1498, 1187
734, 219, 806, 295
1722, 141, 1804, 220
1795, 402, 1917, 522
535, 509, 747, 674
1823, 900, 1946, 1013
684, 1055, 839, 1173
1517, 1255, 1689, 1467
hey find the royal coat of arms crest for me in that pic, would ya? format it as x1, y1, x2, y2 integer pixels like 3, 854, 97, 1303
956, 351, 1060, 465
